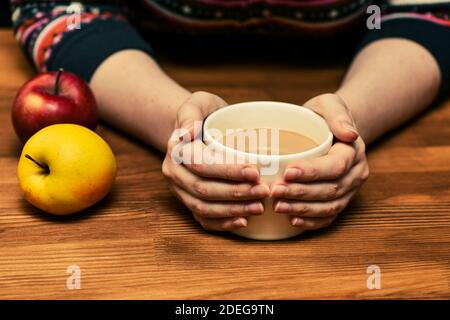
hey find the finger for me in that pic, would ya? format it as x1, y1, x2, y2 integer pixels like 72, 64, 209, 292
284, 142, 356, 182
272, 182, 341, 201
272, 160, 368, 201
168, 160, 269, 200
167, 138, 260, 182
194, 215, 248, 231
274, 189, 356, 218
175, 92, 227, 140
171, 184, 264, 218
290, 216, 336, 230
304, 93, 358, 142
354, 136, 367, 162
180, 140, 260, 182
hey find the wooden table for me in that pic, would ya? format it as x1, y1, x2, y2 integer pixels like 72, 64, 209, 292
0, 29, 449, 300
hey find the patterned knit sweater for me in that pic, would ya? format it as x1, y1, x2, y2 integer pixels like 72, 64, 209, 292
9, 1, 450, 93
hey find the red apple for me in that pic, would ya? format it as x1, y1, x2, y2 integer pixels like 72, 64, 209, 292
12, 69, 97, 142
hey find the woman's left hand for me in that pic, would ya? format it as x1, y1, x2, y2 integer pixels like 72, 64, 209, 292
271, 93, 370, 231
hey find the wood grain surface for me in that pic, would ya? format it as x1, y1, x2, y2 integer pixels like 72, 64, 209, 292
0, 29, 449, 299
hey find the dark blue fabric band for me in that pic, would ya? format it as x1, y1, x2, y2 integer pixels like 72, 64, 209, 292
47, 18, 153, 82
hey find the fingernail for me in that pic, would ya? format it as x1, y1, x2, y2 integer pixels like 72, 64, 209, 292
291, 217, 304, 226
250, 184, 270, 197
241, 167, 259, 181
271, 185, 288, 197
233, 218, 247, 227
341, 121, 358, 135
245, 202, 264, 214
284, 168, 301, 180
274, 201, 291, 213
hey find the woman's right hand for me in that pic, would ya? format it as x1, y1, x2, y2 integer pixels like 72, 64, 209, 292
162, 92, 270, 231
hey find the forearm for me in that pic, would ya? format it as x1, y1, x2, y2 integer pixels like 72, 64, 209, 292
90, 50, 191, 152
336, 38, 441, 145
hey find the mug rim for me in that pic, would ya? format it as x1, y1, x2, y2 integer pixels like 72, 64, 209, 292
202, 101, 333, 161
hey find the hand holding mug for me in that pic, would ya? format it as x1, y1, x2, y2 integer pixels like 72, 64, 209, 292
271, 93, 370, 231
162, 92, 269, 232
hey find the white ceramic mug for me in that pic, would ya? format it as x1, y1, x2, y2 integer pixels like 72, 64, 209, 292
203, 101, 333, 240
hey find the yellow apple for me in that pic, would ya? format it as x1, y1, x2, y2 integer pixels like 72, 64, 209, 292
17, 124, 117, 215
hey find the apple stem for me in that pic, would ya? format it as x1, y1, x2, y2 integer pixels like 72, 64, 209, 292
25, 154, 49, 173
54, 68, 64, 96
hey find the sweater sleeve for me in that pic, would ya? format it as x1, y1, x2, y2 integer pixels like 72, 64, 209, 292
359, 1, 450, 96
10, 1, 153, 81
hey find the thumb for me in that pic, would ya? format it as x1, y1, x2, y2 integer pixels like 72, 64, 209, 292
176, 92, 227, 141
176, 102, 203, 142
331, 116, 359, 143
304, 94, 359, 143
